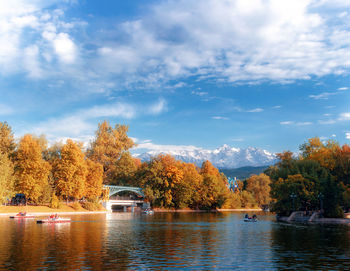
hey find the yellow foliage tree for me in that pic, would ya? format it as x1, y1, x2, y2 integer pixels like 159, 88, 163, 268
54, 139, 87, 201
0, 121, 15, 157
88, 121, 134, 184
246, 173, 271, 206
85, 158, 103, 200
300, 137, 339, 170
14, 134, 51, 204
0, 152, 15, 204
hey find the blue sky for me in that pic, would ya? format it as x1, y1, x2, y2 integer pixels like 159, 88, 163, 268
1, 0, 350, 154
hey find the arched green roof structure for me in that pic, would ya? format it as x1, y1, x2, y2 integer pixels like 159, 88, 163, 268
103, 185, 144, 198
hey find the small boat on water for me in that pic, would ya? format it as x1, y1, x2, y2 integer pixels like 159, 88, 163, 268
10, 212, 35, 219
142, 209, 154, 215
37, 214, 71, 224
244, 214, 258, 222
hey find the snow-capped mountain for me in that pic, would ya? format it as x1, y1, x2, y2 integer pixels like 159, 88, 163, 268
134, 144, 276, 168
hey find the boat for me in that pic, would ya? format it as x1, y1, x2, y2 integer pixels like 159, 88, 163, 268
142, 209, 154, 215
37, 214, 71, 224
9, 212, 35, 219
244, 214, 258, 222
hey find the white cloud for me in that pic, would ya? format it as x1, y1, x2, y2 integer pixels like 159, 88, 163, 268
280, 121, 312, 126
133, 141, 202, 153
85, 103, 136, 119
280, 121, 294, 125
148, 99, 167, 115
52, 33, 77, 64
346, 132, 350, 139
296, 122, 313, 126
212, 116, 229, 120
339, 112, 350, 120
309, 92, 337, 100
246, 108, 264, 113
309, 87, 349, 100
2, 1, 350, 91
192, 91, 208, 96
27, 99, 167, 144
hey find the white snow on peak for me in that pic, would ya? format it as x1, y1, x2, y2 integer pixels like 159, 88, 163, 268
133, 143, 276, 168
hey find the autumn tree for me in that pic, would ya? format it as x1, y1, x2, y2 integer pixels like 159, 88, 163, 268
85, 158, 103, 200
88, 121, 134, 184
246, 173, 271, 207
176, 162, 202, 209
111, 152, 138, 186
0, 122, 15, 157
0, 122, 15, 203
53, 139, 87, 201
14, 134, 51, 204
199, 160, 229, 209
300, 137, 339, 170
0, 152, 15, 203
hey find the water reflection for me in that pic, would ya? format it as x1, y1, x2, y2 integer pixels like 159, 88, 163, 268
271, 223, 350, 270
0, 213, 349, 270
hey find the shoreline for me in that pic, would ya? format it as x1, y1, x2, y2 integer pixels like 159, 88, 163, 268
153, 208, 263, 213
0, 211, 107, 216
0, 205, 107, 216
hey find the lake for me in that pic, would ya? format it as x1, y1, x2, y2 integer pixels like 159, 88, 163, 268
0, 212, 349, 270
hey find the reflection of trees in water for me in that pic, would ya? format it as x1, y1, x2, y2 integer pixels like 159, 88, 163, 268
271, 223, 350, 270
0, 215, 107, 270
103, 212, 221, 269
0, 219, 44, 270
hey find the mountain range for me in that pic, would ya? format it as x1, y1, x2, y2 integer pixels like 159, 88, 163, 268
134, 144, 276, 169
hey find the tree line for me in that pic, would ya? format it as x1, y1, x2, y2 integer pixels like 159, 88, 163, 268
3, 119, 347, 216
267, 137, 350, 218
0, 121, 133, 207
0, 120, 269, 210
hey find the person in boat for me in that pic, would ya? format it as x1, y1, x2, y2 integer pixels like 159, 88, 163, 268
55, 213, 58, 219
244, 214, 249, 219
49, 214, 55, 220
252, 214, 257, 220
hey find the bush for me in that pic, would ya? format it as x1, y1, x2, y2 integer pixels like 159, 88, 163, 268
222, 193, 242, 209
71, 201, 81, 210
324, 205, 344, 218
81, 201, 103, 211
49, 193, 60, 209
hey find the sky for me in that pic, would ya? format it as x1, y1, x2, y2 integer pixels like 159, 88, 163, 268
1, 0, 350, 154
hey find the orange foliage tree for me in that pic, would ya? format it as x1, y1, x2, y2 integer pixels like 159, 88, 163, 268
85, 158, 103, 200
53, 139, 87, 201
88, 121, 134, 184
14, 134, 51, 204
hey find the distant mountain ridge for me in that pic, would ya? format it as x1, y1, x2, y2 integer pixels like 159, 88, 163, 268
134, 144, 276, 169
220, 166, 269, 180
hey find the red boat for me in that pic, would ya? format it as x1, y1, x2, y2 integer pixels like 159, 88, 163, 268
9, 212, 35, 219
37, 214, 71, 224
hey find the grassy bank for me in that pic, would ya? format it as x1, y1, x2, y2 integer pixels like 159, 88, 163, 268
0, 204, 106, 214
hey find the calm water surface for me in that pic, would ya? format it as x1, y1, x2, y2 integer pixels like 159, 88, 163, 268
0, 212, 349, 270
